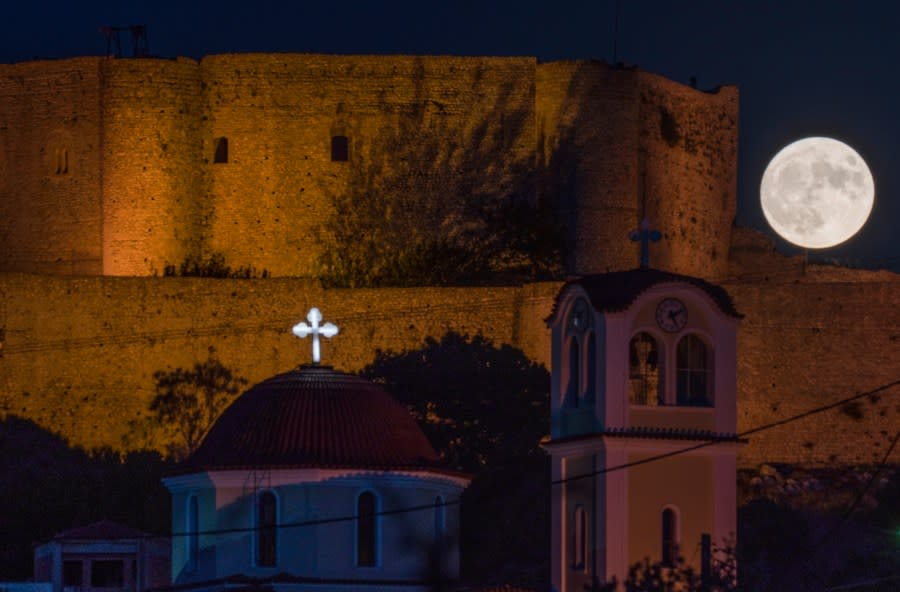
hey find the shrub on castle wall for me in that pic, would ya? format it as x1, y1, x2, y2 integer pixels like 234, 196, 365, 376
163, 252, 270, 279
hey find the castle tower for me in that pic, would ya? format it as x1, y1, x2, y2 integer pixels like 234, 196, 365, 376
543, 269, 743, 589
536, 61, 738, 278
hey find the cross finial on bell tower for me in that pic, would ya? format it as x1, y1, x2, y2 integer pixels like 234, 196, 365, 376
292, 307, 339, 365
629, 219, 662, 269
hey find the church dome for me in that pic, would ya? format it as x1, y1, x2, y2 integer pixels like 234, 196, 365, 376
186, 365, 442, 472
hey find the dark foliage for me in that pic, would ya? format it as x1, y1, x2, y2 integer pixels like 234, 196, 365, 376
361, 333, 549, 472
361, 333, 550, 588
0, 416, 174, 579
319, 74, 564, 288
738, 466, 900, 591
148, 347, 247, 460
163, 252, 269, 279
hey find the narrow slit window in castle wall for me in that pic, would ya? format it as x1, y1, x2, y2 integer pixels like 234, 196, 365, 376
54, 148, 69, 175
331, 135, 349, 162
214, 137, 229, 164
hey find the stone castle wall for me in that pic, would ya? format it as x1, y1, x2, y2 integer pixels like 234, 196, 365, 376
0, 53, 894, 468
1, 264, 897, 467
0, 55, 736, 278
101, 57, 206, 276
0, 58, 105, 275
0, 273, 559, 450
536, 62, 737, 277
726, 271, 900, 466
201, 53, 537, 278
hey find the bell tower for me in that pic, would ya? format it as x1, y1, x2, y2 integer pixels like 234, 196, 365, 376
544, 269, 743, 590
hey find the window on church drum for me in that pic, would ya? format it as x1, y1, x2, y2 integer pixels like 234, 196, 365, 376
565, 337, 580, 407
357, 491, 377, 567
256, 491, 277, 567
434, 496, 446, 541
629, 333, 661, 405
63, 560, 83, 586
572, 505, 587, 571
661, 508, 679, 567
676, 335, 711, 406
91, 559, 124, 587
331, 135, 349, 161
213, 137, 228, 164
187, 494, 199, 572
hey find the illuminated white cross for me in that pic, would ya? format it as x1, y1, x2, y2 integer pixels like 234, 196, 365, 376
292, 307, 339, 365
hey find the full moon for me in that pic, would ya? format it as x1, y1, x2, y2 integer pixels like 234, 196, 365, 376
760, 137, 874, 249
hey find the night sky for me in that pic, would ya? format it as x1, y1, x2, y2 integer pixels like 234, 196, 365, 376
2, 0, 897, 270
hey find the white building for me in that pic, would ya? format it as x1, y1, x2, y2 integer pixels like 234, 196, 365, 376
32, 520, 169, 592
162, 310, 469, 591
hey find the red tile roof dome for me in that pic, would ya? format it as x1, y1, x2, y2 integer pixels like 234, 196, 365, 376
187, 365, 442, 472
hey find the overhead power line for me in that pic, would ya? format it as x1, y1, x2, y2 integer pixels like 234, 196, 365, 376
125, 378, 900, 541
551, 378, 900, 486
2, 294, 552, 356
768, 428, 900, 591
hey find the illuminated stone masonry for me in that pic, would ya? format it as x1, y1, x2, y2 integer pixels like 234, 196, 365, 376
0, 54, 896, 469
0, 54, 737, 278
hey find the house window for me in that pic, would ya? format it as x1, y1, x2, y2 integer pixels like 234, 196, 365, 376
186, 494, 199, 572
357, 491, 377, 567
256, 491, 277, 567
91, 559, 124, 587
676, 334, 711, 406
63, 560, 83, 586
572, 505, 588, 571
214, 137, 228, 164
629, 333, 661, 405
661, 507, 679, 566
331, 135, 349, 161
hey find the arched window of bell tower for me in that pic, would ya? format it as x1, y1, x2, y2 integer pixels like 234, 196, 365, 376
676, 334, 712, 407
564, 298, 591, 408
564, 336, 580, 408
661, 506, 680, 567
583, 331, 596, 407
629, 332, 662, 405
572, 504, 588, 571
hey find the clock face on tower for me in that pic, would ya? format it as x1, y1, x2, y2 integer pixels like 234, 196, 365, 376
656, 298, 688, 333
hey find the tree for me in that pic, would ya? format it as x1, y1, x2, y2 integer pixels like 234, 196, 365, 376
0, 416, 174, 578
148, 348, 247, 460
361, 333, 551, 587
361, 333, 549, 472
319, 66, 564, 288
586, 547, 738, 592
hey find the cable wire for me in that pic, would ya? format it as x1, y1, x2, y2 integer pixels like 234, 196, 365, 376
122, 377, 900, 541
552, 379, 900, 486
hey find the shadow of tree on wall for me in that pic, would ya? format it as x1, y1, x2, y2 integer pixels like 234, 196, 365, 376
320, 61, 565, 288
0, 416, 173, 578
360, 332, 550, 588
124, 347, 247, 461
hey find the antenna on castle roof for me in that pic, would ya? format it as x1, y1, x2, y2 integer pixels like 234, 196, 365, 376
99, 25, 150, 58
